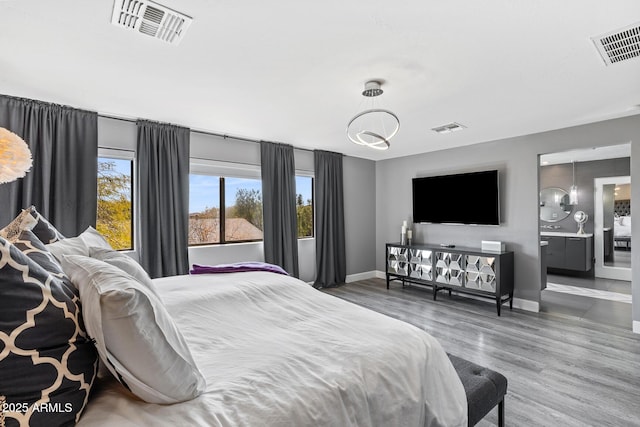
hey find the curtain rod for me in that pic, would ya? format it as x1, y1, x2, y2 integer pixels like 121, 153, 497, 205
98, 113, 330, 155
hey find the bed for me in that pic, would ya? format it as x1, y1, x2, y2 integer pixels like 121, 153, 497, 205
76, 272, 467, 427
1, 209, 466, 427
614, 215, 631, 250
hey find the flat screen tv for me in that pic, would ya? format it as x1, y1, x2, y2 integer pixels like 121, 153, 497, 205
412, 170, 500, 225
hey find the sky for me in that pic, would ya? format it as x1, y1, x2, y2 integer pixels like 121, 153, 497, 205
188, 175, 312, 213
100, 157, 313, 214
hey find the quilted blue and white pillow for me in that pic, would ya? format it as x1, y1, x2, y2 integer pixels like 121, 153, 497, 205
0, 236, 98, 427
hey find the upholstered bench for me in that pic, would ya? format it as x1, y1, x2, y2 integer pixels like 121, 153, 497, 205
448, 354, 507, 427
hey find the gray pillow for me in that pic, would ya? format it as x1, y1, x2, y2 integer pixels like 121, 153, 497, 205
88, 246, 159, 297
26, 206, 66, 244
61, 255, 206, 404
0, 236, 98, 426
13, 229, 78, 298
47, 226, 112, 263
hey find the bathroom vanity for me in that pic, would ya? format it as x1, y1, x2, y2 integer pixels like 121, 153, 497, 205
540, 231, 593, 272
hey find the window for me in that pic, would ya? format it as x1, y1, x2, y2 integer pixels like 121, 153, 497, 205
97, 150, 134, 250
224, 177, 263, 242
188, 164, 314, 246
189, 174, 264, 245
296, 176, 314, 238
189, 174, 221, 245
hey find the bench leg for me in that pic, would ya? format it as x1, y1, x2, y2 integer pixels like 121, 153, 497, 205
498, 398, 504, 427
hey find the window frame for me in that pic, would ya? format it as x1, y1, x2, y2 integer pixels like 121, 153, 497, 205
188, 160, 316, 246
97, 147, 136, 251
189, 160, 264, 246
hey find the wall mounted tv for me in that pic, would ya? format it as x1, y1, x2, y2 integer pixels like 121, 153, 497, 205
412, 170, 500, 225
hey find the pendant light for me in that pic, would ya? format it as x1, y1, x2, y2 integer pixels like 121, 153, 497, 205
346, 81, 400, 150
569, 161, 578, 205
0, 127, 32, 184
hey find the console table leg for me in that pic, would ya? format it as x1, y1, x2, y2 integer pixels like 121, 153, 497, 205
386, 275, 389, 289
496, 297, 501, 316
509, 292, 513, 310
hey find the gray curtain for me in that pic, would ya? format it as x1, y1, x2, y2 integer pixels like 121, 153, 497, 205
137, 120, 190, 278
260, 141, 299, 277
0, 95, 97, 236
313, 150, 346, 288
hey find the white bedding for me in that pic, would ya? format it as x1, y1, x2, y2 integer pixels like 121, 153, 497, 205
78, 272, 467, 427
614, 216, 631, 237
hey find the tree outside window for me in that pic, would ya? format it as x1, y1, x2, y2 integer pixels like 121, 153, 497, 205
296, 176, 313, 238
97, 158, 133, 250
189, 174, 314, 245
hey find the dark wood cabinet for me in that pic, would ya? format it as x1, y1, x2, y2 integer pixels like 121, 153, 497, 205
385, 243, 514, 316
543, 236, 565, 269
540, 234, 593, 272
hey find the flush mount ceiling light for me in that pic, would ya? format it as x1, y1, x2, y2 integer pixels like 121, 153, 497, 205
0, 127, 32, 184
347, 81, 399, 151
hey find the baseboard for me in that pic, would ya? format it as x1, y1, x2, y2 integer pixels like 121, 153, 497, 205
446, 292, 539, 313
375, 270, 386, 279
512, 298, 539, 312
633, 321, 640, 334
345, 271, 378, 283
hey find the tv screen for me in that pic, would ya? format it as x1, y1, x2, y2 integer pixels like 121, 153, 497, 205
412, 170, 500, 225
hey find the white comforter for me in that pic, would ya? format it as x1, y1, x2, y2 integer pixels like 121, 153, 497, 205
614, 216, 631, 237
78, 272, 467, 427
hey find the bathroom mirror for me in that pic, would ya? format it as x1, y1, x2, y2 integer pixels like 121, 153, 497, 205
540, 187, 572, 222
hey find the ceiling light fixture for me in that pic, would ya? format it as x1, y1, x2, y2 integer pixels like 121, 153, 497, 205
347, 81, 399, 151
0, 127, 32, 184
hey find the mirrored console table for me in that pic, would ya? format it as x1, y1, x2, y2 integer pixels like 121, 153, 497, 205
386, 243, 514, 316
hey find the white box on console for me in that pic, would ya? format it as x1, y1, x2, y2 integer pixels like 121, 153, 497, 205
481, 240, 505, 252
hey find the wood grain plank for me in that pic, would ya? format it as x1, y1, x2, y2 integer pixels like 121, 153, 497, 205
323, 279, 640, 426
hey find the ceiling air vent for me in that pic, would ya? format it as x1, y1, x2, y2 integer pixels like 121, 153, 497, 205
591, 22, 640, 66
431, 122, 466, 134
111, 0, 192, 45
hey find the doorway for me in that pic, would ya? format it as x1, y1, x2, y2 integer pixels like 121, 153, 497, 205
538, 144, 632, 330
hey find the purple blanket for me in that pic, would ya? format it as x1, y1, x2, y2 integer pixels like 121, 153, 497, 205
190, 262, 289, 276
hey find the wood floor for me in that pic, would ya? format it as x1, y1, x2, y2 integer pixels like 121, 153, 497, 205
322, 278, 640, 427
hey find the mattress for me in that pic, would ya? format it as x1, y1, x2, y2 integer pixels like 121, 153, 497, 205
77, 272, 467, 427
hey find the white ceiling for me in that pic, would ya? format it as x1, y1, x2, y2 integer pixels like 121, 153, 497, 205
1, 0, 640, 161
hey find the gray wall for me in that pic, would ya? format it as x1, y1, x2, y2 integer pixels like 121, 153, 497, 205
376, 114, 640, 323
97, 116, 376, 283
539, 158, 630, 234
343, 156, 377, 276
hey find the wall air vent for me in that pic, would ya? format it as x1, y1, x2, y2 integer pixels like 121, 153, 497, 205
111, 0, 192, 45
591, 22, 640, 66
431, 122, 466, 134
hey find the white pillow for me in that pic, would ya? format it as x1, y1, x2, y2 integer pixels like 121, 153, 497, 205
88, 246, 159, 298
61, 255, 206, 404
47, 226, 111, 262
